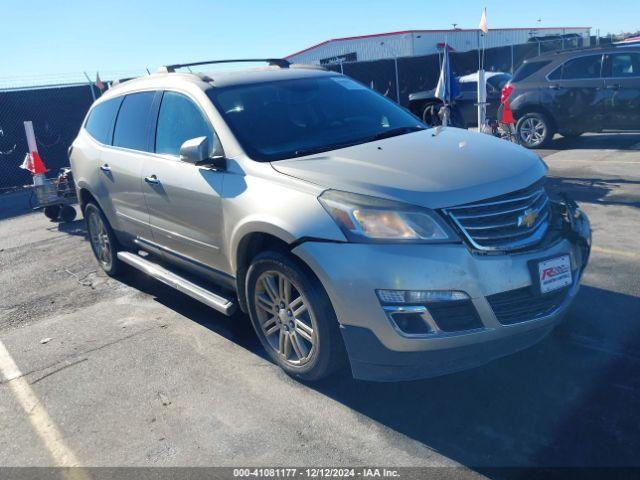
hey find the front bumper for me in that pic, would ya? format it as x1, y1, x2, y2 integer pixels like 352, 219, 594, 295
292, 204, 591, 381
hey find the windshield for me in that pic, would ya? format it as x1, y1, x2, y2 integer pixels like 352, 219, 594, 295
207, 75, 424, 161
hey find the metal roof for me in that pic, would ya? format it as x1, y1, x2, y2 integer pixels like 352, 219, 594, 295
285, 27, 592, 59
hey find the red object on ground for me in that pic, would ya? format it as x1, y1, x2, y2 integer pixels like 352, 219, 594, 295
30, 151, 49, 174
500, 85, 516, 125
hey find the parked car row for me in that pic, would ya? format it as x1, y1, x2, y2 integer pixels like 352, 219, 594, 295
408, 46, 640, 148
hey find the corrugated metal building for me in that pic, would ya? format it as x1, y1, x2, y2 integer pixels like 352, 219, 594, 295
286, 27, 591, 64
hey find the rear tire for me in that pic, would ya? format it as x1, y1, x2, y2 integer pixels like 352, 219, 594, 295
516, 112, 554, 148
245, 250, 345, 381
59, 205, 77, 222
44, 205, 61, 220
421, 101, 443, 127
84, 202, 121, 277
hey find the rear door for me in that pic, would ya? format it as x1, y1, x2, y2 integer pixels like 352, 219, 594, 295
141, 90, 226, 272
602, 51, 640, 129
101, 91, 156, 240
546, 54, 606, 132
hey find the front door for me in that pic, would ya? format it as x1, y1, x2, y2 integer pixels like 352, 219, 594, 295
141, 90, 226, 272
602, 52, 640, 130
547, 54, 606, 133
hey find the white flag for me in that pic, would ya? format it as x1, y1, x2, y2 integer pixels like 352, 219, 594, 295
479, 8, 488, 33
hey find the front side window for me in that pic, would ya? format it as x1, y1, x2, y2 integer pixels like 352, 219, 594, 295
207, 75, 424, 161
155, 91, 216, 156
560, 55, 603, 80
113, 91, 155, 151
607, 53, 640, 77
85, 97, 123, 144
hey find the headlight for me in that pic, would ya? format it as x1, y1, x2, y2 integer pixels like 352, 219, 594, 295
318, 190, 456, 243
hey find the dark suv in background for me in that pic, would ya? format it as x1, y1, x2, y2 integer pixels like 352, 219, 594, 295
505, 47, 640, 148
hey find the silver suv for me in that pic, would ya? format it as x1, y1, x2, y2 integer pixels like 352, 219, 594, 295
70, 59, 591, 382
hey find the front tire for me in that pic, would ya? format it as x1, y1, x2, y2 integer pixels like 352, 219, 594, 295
516, 112, 554, 148
245, 250, 344, 381
84, 202, 121, 277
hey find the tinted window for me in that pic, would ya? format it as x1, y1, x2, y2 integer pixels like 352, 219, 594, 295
207, 76, 424, 162
561, 55, 602, 79
487, 74, 512, 91
155, 92, 216, 156
84, 97, 122, 144
459, 81, 477, 92
547, 67, 562, 80
512, 61, 551, 82
113, 92, 155, 151
608, 53, 640, 77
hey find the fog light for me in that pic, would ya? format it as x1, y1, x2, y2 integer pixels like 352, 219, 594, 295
383, 306, 435, 335
376, 289, 469, 304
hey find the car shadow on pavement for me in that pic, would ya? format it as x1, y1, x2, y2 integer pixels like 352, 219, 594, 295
113, 258, 640, 472
539, 133, 640, 151
546, 176, 640, 208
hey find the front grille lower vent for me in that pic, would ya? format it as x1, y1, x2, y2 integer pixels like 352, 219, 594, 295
444, 181, 550, 252
487, 285, 570, 325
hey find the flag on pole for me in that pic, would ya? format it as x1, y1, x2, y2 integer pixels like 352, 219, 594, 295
479, 8, 488, 33
434, 44, 459, 105
95, 72, 105, 91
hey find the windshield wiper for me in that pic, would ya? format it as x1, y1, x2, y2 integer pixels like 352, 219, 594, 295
291, 126, 426, 158
293, 140, 364, 158
368, 125, 426, 141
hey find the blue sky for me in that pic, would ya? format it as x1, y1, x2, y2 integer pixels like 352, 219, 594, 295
1, 0, 638, 79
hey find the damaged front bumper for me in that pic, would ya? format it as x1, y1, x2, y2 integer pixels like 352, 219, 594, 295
293, 198, 592, 382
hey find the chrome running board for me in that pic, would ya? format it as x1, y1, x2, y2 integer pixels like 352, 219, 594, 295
117, 251, 236, 316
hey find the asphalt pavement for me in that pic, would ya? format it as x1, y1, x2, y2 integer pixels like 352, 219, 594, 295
0, 132, 639, 476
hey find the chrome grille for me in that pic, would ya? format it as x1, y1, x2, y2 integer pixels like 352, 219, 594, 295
444, 181, 550, 252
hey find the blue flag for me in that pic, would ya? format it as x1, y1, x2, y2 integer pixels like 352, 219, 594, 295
434, 45, 459, 104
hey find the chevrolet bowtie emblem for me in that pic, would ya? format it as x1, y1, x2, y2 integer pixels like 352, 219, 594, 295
517, 209, 538, 228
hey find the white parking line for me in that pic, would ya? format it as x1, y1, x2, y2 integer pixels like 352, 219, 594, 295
0, 339, 82, 468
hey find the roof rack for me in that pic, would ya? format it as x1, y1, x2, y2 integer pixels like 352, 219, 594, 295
161, 58, 290, 73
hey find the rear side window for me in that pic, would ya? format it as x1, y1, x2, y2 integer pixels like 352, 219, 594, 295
487, 74, 512, 91
155, 91, 216, 156
84, 97, 122, 144
607, 53, 640, 77
512, 61, 551, 82
113, 92, 156, 151
560, 55, 603, 80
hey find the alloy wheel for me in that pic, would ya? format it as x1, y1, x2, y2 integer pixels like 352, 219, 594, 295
87, 209, 112, 269
254, 270, 316, 366
519, 117, 547, 147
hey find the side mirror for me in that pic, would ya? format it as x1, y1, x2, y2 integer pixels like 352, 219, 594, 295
179, 136, 209, 164
179, 136, 226, 170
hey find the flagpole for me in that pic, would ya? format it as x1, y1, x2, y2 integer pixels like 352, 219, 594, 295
83, 71, 96, 101
477, 8, 488, 130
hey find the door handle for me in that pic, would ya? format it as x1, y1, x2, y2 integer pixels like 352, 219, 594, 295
144, 174, 160, 185
99, 163, 111, 172
548, 84, 560, 90
606, 84, 621, 90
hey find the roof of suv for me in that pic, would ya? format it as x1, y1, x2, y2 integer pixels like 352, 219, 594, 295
105, 65, 337, 98
531, 46, 640, 62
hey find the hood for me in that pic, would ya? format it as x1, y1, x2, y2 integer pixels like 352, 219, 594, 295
271, 128, 547, 209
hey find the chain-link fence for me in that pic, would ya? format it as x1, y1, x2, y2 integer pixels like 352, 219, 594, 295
0, 70, 146, 194
0, 36, 602, 193
326, 35, 594, 106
